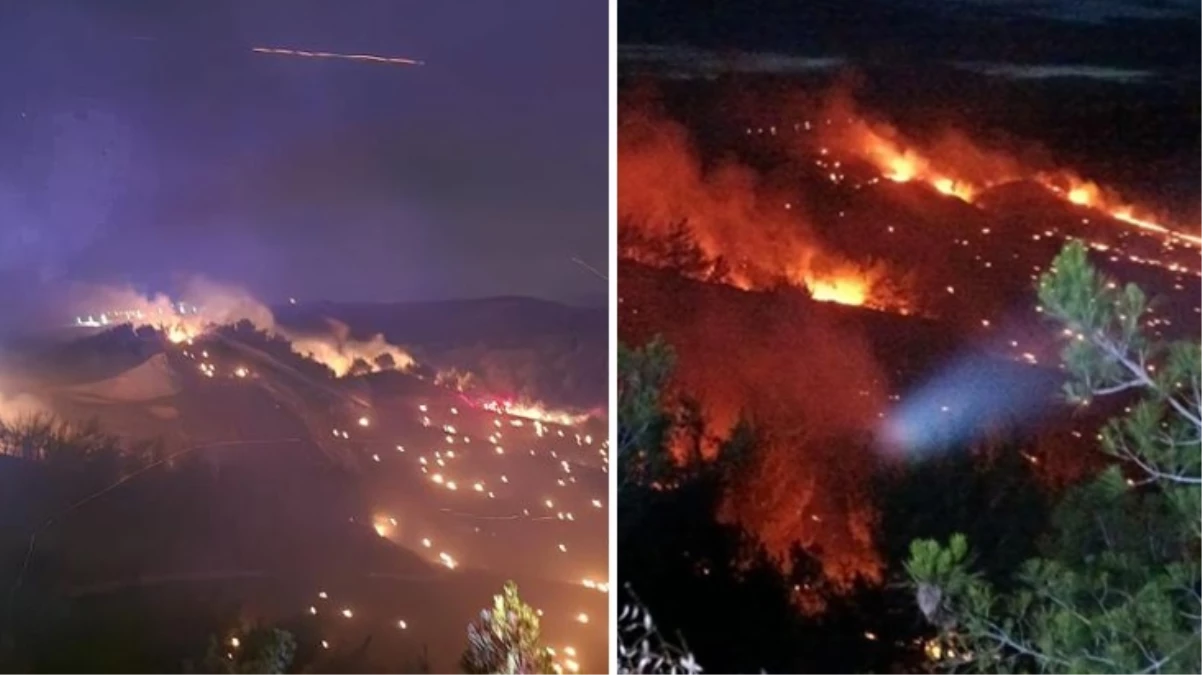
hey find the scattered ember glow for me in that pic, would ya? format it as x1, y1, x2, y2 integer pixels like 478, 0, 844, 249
479, 399, 590, 426
57, 319, 608, 672
819, 93, 1201, 248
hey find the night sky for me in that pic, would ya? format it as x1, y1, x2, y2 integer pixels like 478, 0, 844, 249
620, 0, 1199, 79
0, 0, 608, 311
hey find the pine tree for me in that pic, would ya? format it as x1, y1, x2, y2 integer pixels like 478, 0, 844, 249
616, 339, 706, 673
617, 337, 678, 491
460, 581, 555, 674
905, 240, 1201, 673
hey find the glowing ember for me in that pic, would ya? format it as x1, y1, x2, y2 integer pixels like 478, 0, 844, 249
479, 399, 589, 426
165, 325, 194, 344
372, 514, 394, 538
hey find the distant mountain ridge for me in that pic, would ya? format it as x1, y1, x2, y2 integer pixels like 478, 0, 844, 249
277, 295, 606, 408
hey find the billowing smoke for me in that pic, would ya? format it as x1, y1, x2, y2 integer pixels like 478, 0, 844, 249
806, 89, 1196, 245
287, 319, 415, 377
882, 353, 1059, 457
619, 100, 904, 309
0, 391, 49, 425
686, 294, 886, 592
65, 278, 416, 379
621, 263, 890, 596
619, 94, 903, 597
178, 277, 277, 331
806, 88, 1029, 203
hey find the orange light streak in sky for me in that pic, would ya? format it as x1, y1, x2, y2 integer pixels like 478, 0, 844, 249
252, 47, 424, 66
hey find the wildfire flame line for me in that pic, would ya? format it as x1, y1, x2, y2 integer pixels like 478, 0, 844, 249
480, 399, 590, 427
623, 98, 1200, 323
68, 281, 418, 379
619, 108, 909, 311
251, 47, 424, 66
819, 103, 1201, 248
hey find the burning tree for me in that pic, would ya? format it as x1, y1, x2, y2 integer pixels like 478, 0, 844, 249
460, 581, 555, 675
905, 240, 1200, 673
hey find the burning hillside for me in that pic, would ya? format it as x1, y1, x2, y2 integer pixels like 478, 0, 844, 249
618, 104, 910, 312
1, 295, 609, 672
618, 85, 1200, 609
805, 90, 1201, 249
621, 91, 1200, 351
65, 279, 417, 378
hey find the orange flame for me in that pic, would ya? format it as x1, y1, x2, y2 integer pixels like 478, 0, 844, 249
619, 106, 911, 311
480, 399, 589, 427
805, 275, 870, 306
814, 95, 1200, 247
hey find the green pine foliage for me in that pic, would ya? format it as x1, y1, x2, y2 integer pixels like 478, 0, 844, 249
905, 240, 1201, 673
460, 581, 555, 674
618, 337, 678, 484
617, 339, 706, 673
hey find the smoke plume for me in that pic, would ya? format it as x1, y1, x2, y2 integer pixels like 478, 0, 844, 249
618, 101, 901, 309
65, 278, 417, 379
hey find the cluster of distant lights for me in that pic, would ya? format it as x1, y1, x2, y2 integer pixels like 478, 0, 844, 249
162, 333, 605, 670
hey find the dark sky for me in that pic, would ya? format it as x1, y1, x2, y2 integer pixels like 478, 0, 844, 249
0, 0, 608, 307
620, 0, 1199, 79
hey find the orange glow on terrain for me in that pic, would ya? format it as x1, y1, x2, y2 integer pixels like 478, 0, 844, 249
618, 86, 1200, 610
619, 106, 911, 313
